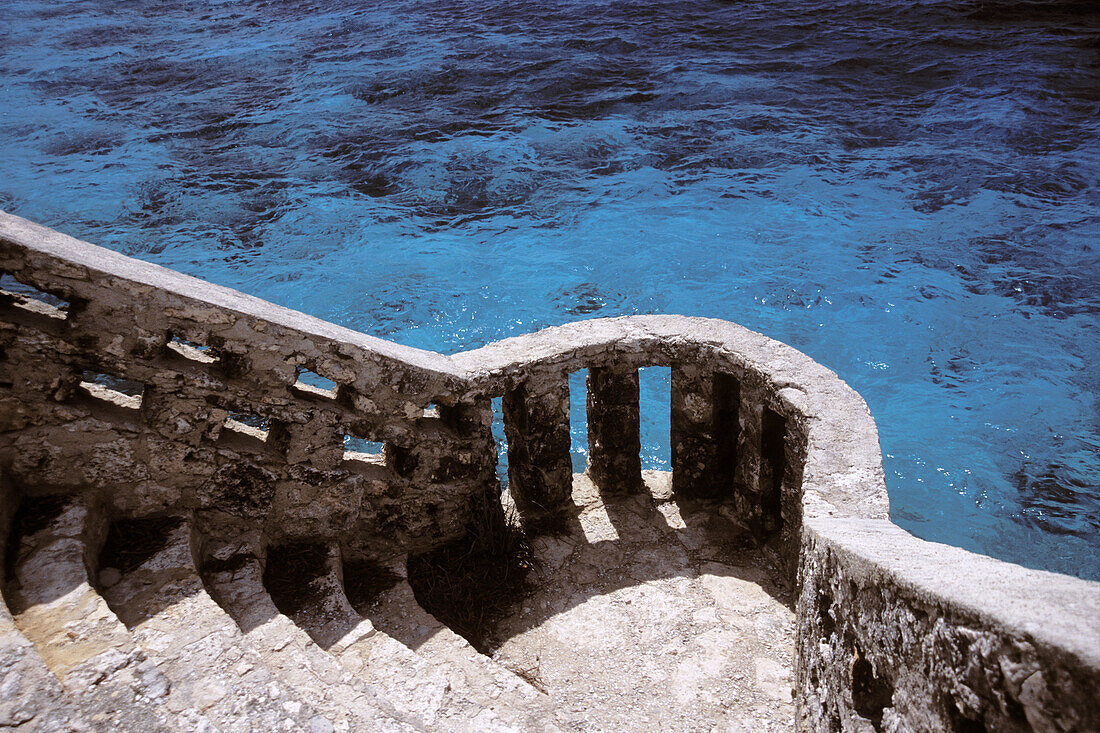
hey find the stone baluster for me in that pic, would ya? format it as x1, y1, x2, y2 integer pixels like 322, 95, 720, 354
437, 398, 498, 484
671, 365, 740, 499
733, 386, 762, 506
724, 379, 787, 538
714, 371, 741, 486
269, 411, 344, 471
586, 366, 642, 493
671, 363, 718, 498
502, 372, 573, 515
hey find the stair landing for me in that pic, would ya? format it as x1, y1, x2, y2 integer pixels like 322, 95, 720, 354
491, 472, 797, 732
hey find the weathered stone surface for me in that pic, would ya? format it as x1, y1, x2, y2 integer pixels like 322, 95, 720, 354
351, 561, 553, 724
199, 533, 419, 732
0, 476, 92, 731
0, 210, 490, 562
262, 541, 551, 732
502, 372, 573, 515
98, 516, 335, 731
586, 366, 642, 494
797, 517, 1100, 733
670, 362, 721, 499
7, 496, 184, 730
1, 210, 1097, 732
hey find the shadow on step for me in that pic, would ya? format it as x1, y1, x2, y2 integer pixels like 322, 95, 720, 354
2, 493, 110, 609
1, 492, 208, 620
3, 494, 75, 595
393, 472, 793, 656
134, 470, 793, 683
96, 516, 190, 622
262, 541, 364, 648
195, 524, 389, 649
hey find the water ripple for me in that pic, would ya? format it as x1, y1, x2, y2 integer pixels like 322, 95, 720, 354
2, 0, 1098, 579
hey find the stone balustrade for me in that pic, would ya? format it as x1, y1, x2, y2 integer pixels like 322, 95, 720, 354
0, 212, 502, 563
1, 210, 1097, 731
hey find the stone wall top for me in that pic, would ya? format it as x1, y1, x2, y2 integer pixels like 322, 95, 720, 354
0, 211, 463, 383
811, 515, 1100, 669
2, 207, 892, 524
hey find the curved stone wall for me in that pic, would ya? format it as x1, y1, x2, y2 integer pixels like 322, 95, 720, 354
1, 210, 1096, 731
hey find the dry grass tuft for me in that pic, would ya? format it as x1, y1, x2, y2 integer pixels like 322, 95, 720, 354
407, 498, 536, 653
263, 541, 328, 618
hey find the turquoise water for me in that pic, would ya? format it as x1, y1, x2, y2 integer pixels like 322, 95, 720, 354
1, 0, 1098, 579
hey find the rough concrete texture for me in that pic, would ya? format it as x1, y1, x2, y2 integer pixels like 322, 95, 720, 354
197, 530, 420, 732
262, 541, 549, 732
351, 560, 556, 727
493, 472, 797, 732
502, 372, 574, 516
1, 210, 1098, 731
98, 517, 338, 731
7, 496, 183, 730
0, 476, 92, 731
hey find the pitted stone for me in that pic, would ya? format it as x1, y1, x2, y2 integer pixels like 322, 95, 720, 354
586, 366, 642, 494
502, 373, 573, 516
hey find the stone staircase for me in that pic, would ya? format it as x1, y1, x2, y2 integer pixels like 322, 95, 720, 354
0, 495, 94, 732
6, 496, 182, 731
348, 561, 553, 724
0, 492, 563, 732
3, 211, 1097, 731
98, 516, 335, 732
0, 477, 801, 732
262, 544, 553, 732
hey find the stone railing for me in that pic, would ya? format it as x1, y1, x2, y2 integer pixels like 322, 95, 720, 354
0, 211, 501, 562
1, 210, 1097, 731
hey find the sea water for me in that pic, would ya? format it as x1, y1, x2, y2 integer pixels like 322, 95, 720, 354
1, 0, 1097, 579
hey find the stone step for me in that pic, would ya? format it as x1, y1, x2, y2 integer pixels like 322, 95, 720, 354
5, 495, 187, 731
0, 604, 92, 731
198, 532, 423, 733
0, 483, 92, 731
265, 544, 554, 732
345, 557, 557, 728
96, 515, 338, 732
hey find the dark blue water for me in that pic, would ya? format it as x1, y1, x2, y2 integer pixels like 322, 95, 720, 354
2, 0, 1098, 579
